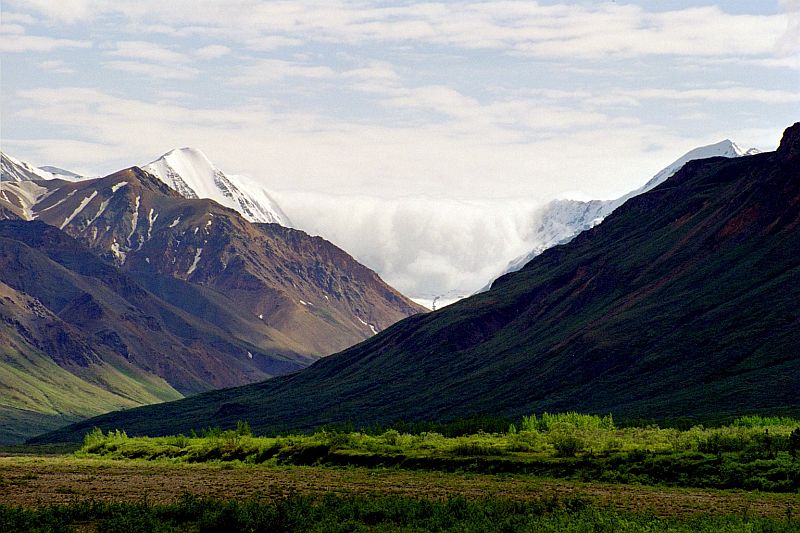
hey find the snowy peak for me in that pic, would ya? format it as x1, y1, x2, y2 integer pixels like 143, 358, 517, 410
142, 148, 290, 226
1, 152, 58, 182
1, 152, 86, 183
632, 139, 756, 196
481, 137, 760, 292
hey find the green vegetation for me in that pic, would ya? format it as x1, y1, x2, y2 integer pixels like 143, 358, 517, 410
3, 492, 799, 533
78, 413, 800, 493
0, 328, 182, 444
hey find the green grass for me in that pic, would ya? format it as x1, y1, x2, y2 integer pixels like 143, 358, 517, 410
0, 328, 182, 444
77, 413, 800, 492
2, 492, 798, 532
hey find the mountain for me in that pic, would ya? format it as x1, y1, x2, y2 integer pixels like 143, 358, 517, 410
11, 167, 424, 352
1, 152, 86, 183
483, 140, 760, 288
142, 148, 289, 225
1, 152, 58, 182
33, 123, 800, 443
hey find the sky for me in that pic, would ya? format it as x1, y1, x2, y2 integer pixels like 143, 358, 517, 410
1, 1, 799, 300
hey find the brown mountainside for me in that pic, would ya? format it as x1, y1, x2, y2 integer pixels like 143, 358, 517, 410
21, 167, 424, 356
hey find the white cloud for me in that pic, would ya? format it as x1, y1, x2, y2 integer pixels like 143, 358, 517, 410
108, 40, 191, 64
627, 87, 800, 104
231, 59, 337, 84
9, 1, 792, 63
37, 59, 76, 74
7, 0, 95, 24
103, 60, 199, 80
0, 23, 91, 52
244, 35, 303, 51
194, 44, 231, 59
276, 193, 543, 297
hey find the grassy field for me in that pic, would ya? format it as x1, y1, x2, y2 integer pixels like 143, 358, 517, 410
2, 413, 798, 531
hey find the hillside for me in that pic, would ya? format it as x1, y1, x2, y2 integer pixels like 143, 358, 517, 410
32, 122, 800, 443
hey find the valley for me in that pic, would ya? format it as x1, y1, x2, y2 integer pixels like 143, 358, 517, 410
1, 3, 797, 528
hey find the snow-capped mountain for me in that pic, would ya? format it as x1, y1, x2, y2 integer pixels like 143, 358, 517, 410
1, 152, 86, 183
142, 148, 289, 226
1, 152, 59, 182
481, 139, 759, 291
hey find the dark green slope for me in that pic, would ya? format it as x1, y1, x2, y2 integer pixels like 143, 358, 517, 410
34, 123, 800, 442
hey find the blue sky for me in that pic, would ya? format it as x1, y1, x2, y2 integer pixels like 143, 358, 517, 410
1, 1, 798, 297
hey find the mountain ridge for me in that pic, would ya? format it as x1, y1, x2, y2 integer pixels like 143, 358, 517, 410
481, 139, 760, 290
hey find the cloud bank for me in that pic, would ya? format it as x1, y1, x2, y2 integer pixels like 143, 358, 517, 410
277, 193, 546, 299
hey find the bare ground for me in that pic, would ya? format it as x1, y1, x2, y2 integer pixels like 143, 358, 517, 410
1, 456, 797, 518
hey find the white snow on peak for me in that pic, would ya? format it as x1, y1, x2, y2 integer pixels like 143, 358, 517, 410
1, 152, 86, 183
481, 138, 759, 291
2, 152, 57, 182
111, 181, 128, 193
624, 139, 751, 200
142, 147, 290, 226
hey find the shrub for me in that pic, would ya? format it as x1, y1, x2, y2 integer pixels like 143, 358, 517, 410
549, 432, 585, 457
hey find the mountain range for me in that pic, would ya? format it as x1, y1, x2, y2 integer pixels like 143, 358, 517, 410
0, 157, 424, 443
32, 122, 800, 443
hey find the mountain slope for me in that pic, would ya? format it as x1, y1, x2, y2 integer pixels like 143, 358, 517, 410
0, 230, 187, 443
143, 148, 289, 225
12, 167, 424, 355
485, 140, 758, 286
34, 123, 800, 442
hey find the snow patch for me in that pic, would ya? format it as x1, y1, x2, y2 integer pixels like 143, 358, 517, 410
356, 316, 379, 335
187, 247, 203, 275
86, 198, 110, 227
110, 239, 126, 264
111, 181, 128, 193
127, 195, 140, 246
60, 191, 98, 230
147, 208, 159, 240
169, 216, 181, 228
